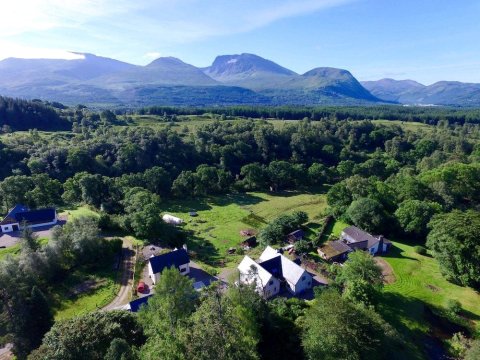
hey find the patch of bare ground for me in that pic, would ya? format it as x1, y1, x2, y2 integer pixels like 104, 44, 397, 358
375, 257, 396, 284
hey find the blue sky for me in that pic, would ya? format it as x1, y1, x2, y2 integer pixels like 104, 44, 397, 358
0, 0, 479, 84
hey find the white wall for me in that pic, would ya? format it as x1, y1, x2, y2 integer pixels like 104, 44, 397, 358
263, 277, 280, 298
179, 263, 190, 275
293, 271, 313, 294
149, 263, 190, 285
1, 224, 18, 233
368, 242, 380, 255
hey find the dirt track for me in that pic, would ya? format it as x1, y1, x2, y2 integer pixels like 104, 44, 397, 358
375, 257, 396, 284
103, 238, 135, 310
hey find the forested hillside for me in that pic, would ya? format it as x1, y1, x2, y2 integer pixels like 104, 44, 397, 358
1, 106, 480, 359
0, 97, 70, 131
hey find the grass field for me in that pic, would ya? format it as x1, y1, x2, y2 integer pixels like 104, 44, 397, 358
52, 266, 119, 320
60, 205, 100, 219
371, 119, 433, 132
165, 191, 327, 268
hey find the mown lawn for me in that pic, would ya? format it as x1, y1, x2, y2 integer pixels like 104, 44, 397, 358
381, 241, 480, 325
165, 191, 327, 269
0, 237, 49, 261
0, 244, 21, 261
379, 241, 480, 358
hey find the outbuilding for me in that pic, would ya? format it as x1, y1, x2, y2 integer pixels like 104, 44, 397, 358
0, 204, 57, 233
162, 214, 183, 225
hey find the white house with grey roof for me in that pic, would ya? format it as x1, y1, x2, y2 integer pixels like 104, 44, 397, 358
237, 246, 312, 298
340, 226, 391, 255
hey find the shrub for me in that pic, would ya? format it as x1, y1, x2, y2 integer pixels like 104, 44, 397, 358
446, 299, 462, 315
413, 245, 427, 255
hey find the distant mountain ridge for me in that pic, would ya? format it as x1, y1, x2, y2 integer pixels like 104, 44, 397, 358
361, 78, 480, 106
0, 52, 478, 107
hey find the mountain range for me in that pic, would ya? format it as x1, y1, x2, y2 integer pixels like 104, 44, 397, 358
0, 52, 479, 107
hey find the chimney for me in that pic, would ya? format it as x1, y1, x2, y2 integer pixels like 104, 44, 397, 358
378, 235, 384, 254
182, 244, 188, 252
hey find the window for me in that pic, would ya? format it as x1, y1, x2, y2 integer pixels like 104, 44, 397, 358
180, 267, 187, 273
302, 276, 305, 281
269, 280, 273, 285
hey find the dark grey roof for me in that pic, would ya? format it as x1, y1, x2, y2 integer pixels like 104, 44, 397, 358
260, 256, 282, 278
318, 240, 352, 259
342, 226, 383, 249
129, 295, 153, 312
149, 249, 189, 274
15, 209, 56, 224
1, 205, 56, 225
288, 229, 305, 239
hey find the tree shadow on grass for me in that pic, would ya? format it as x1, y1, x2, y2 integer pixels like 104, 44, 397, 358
164, 192, 266, 213
382, 243, 419, 262
185, 231, 222, 267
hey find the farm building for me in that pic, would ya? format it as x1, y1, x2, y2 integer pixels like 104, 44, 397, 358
317, 240, 352, 262
286, 229, 305, 243
0, 204, 57, 233
240, 236, 257, 250
340, 226, 391, 255
237, 246, 312, 298
148, 247, 190, 284
162, 214, 183, 225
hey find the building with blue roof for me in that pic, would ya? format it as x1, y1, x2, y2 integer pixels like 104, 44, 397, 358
128, 295, 153, 312
147, 247, 190, 284
0, 204, 57, 233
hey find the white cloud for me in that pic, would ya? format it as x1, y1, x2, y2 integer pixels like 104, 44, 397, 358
143, 52, 162, 59
0, 0, 354, 60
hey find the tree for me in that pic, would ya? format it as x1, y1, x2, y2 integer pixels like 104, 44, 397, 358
30, 311, 144, 360
184, 286, 259, 360
302, 290, 401, 360
307, 162, 327, 185
171, 170, 195, 197
20, 226, 40, 252
294, 240, 310, 256
104, 338, 136, 360
336, 251, 383, 307
346, 197, 387, 233
394, 200, 442, 238
426, 210, 480, 287
267, 161, 296, 190
239, 163, 267, 190
139, 267, 196, 359
27, 286, 54, 354
0, 175, 34, 212
327, 182, 352, 217
465, 340, 480, 360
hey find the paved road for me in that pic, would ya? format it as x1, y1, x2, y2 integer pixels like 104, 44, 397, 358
102, 239, 135, 310
0, 344, 13, 360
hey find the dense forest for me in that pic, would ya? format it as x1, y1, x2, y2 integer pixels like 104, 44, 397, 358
1, 98, 480, 359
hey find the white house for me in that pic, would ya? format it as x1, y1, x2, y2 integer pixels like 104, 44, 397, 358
259, 246, 313, 294
0, 204, 57, 233
148, 248, 190, 285
237, 246, 313, 298
237, 256, 280, 298
162, 214, 183, 225
340, 226, 391, 255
